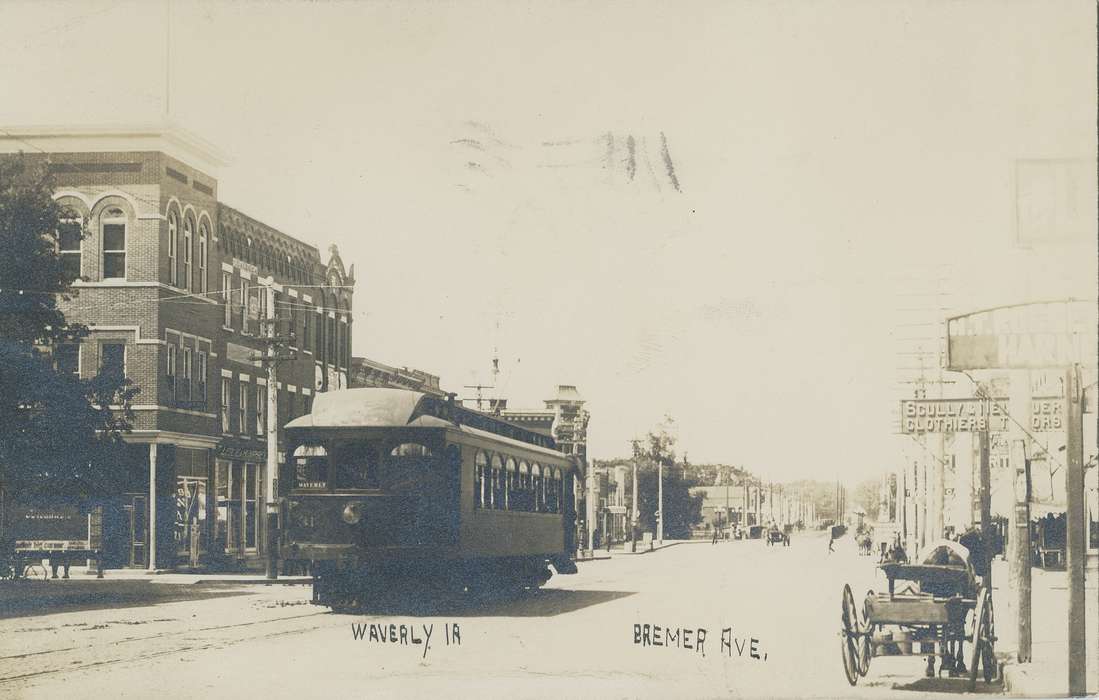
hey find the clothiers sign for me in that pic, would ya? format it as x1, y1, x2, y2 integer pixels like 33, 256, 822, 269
901, 397, 1070, 434
901, 398, 1010, 434
946, 299, 1097, 371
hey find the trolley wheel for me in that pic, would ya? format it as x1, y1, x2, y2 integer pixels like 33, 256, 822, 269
841, 584, 861, 686
858, 590, 874, 676
968, 587, 995, 689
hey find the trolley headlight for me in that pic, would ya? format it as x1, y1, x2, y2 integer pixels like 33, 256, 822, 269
341, 502, 364, 525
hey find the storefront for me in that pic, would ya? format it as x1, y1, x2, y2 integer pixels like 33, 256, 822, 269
213, 442, 268, 569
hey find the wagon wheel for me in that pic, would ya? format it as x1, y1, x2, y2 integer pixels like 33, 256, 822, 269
968, 587, 995, 689
841, 584, 861, 686
858, 590, 874, 676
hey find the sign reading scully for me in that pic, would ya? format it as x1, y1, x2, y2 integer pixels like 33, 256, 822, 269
946, 300, 1097, 371
901, 399, 1010, 434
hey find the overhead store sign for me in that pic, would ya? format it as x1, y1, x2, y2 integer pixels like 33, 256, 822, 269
946, 299, 1097, 370
901, 398, 1009, 434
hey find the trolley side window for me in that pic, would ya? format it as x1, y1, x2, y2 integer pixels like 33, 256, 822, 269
379, 442, 437, 492
293, 444, 329, 489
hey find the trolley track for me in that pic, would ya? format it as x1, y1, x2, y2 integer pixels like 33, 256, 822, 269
0, 608, 336, 686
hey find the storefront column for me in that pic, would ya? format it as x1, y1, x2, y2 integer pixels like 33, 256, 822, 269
148, 443, 157, 572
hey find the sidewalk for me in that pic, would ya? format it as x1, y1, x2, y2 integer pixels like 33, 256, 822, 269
58, 565, 312, 585
581, 538, 706, 559
994, 558, 1099, 697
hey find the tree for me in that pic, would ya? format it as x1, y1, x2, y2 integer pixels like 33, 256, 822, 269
0, 154, 137, 508
634, 416, 703, 539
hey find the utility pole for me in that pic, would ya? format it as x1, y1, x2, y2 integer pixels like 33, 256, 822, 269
630, 439, 640, 553
1064, 364, 1085, 696
657, 456, 664, 545
256, 285, 295, 581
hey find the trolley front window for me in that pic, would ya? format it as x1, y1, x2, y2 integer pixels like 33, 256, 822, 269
293, 444, 329, 489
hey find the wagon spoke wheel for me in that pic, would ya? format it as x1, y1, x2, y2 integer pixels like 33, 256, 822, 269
841, 584, 861, 686
968, 587, 995, 689
858, 590, 874, 676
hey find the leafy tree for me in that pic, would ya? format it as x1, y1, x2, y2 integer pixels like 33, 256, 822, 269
0, 154, 137, 509
633, 416, 703, 539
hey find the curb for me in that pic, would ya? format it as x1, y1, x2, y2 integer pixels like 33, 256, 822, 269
190, 577, 312, 585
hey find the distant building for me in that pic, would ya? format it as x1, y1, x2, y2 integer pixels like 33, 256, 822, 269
349, 357, 445, 397
690, 485, 750, 530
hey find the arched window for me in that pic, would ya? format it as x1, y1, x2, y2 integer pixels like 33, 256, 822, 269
167, 211, 178, 286
475, 451, 489, 509
101, 207, 127, 279
491, 454, 504, 510
292, 443, 329, 489
182, 217, 194, 291
505, 457, 517, 510
198, 223, 209, 294
518, 462, 530, 511
531, 463, 542, 512
57, 210, 83, 282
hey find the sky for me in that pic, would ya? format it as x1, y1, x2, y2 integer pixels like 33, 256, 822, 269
1, 0, 1095, 482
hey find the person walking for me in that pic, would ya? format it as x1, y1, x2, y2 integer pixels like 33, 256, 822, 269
828, 534, 835, 554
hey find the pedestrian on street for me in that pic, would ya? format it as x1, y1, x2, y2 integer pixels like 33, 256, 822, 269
828, 535, 835, 554
712, 526, 720, 545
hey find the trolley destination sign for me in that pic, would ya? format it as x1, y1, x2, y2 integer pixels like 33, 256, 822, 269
900, 398, 1010, 434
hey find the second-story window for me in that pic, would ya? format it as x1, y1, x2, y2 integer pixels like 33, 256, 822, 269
220, 377, 230, 433
100, 342, 125, 380
196, 350, 207, 403
182, 346, 192, 400
198, 224, 208, 295
256, 385, 266, 436
238, 381, 247, 434
101, 208, 126, 279
168, 212, 178, 286
182, 219, 193, 291
166, 343, 176, 395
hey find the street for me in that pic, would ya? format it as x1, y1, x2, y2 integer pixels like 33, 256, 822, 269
0, 532, 1009, 699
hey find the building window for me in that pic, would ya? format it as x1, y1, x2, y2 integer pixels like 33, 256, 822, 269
221, 377, 231, 433
101, 209, 126, 279
222, 271, 232, 327
238, 381, 247, 435
475, 451, 488, 509
238, 278, 248, 332
168, 212, 178, 286
198, 224, 208, 295
182, 346, 192, 400
58, 218, 82, 281
182, 219, 193, 291
303, 307, 311, 351
256, 386, 266, 436
166, 343, 176, 395
55, 344, 80, 378
258, 285, 268, 327
196, 351, 207, 403
100, 342, 125, 379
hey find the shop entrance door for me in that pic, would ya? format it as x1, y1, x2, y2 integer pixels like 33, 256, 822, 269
176, 477, 207, 565
124, 494, 147, 568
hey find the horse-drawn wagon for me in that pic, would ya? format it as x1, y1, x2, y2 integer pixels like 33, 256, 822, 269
839, 540, 996, 690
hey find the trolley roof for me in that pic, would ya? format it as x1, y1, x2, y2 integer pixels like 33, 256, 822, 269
285, 387, 560, 451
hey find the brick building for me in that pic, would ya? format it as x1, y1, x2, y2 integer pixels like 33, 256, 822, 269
0, 125, 354, 571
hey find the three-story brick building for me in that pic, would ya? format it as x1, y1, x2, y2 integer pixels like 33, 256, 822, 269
0, 125, 353, 571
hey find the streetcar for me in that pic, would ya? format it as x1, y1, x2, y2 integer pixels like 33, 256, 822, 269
279, 388, 579, 610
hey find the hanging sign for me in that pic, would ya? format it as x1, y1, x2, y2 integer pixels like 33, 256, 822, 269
946, 299, 1097, 370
